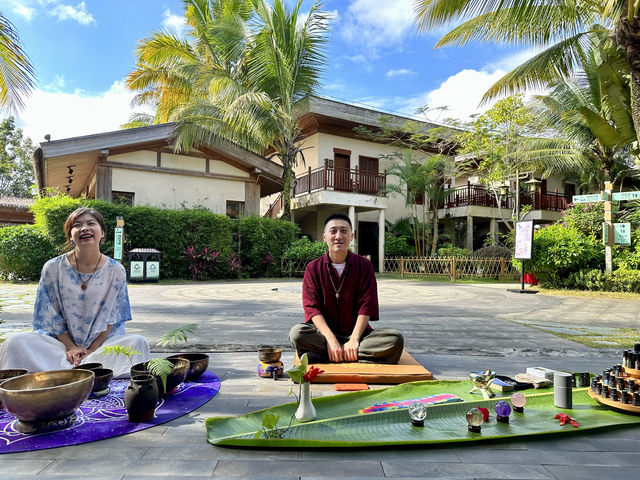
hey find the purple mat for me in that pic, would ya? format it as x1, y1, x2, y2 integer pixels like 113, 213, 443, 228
0, 370, 220, 453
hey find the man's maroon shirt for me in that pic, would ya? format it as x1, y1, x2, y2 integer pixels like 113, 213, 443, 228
302, 251, 379, 336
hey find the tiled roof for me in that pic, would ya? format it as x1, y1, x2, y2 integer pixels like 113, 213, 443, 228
0, 196, 35, 210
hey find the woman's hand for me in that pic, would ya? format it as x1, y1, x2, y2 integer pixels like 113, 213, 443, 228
65, 345, 87, 366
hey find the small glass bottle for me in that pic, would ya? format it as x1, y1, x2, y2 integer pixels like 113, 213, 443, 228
620, 389, 628, 404
633, 392, 640, 406
602, 385, 610, 398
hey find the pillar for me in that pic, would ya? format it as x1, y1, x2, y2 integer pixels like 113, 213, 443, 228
378, 208, 385, 273
489, 218, 498, 245
348, 206, 356, 252
465, 215, 474, 251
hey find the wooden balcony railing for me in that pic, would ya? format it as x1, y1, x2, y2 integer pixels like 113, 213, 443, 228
443, 183, 569, 212
293, 160, 387, 197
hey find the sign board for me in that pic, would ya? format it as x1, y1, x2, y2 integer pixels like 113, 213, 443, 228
130, 261, 144, 280
514, 220, 534, 260
146, 261, 160, 280
614, 223, 631, 245
572, 194, 602, 203
612, 191, 640, 201
113, 227, 123, 261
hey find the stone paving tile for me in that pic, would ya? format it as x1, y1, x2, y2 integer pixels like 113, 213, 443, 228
543, 465, 639, 480
54, 445, 149, 460
300, 447, 459, 462
212, 460, 384, 477
0, 477, 122, 480
45, 459, 218, 476
454, 449, 612, 466
382, 461, 554, 479
143, 445, 300, 461
0, 459, 52, 475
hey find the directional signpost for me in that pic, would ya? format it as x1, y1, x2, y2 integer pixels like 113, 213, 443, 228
572, 194, 603, 203
612, 191, 640, 202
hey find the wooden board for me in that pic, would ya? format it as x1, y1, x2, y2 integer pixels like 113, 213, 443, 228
293, 349, 433, 384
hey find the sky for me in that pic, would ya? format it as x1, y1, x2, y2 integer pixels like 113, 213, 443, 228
0, 0, 532, 144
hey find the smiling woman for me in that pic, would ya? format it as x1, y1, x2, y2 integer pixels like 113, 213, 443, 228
0, 208, 150, 377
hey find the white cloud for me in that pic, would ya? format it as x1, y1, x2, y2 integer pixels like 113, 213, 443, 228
12, 3, 35, 20
340, 0, 414, 49
162, 8, 186, 36
51, 1, 95, 25
386, 68, 414, 78
15, 80, 149, 143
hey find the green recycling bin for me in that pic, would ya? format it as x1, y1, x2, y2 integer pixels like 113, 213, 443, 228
127, 248, 161, 282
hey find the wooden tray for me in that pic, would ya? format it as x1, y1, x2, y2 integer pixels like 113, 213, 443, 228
623, 366, 640, 377
588, 388, 640, 414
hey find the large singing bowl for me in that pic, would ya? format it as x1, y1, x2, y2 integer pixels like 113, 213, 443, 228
167, 353, 209, 381
0, 369, 94, 422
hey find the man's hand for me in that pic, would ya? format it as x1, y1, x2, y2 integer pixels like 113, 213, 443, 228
342, 337, 359, 362
326, 337, 344, 363
65, 345, 87, 366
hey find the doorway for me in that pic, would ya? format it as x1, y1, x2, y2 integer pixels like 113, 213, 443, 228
358, 221, 379, 271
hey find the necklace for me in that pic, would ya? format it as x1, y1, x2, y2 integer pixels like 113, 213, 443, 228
73, 250, 102, 290
327, 263, 348, 304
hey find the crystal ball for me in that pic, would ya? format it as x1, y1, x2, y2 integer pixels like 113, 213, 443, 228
494, 400, 511, 417
408, 401, 427, 422
511, 392, 526, 408
466, 407, 484, 427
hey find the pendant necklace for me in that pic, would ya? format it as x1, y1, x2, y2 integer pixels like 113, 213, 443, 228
74, 250, 102, 290
327, 263, 348, 304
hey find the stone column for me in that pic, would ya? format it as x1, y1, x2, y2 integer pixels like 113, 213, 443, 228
466, 215, 474, 251
489, 218, 498, 244
348, 205, 356, 252
378, 208, 385, 272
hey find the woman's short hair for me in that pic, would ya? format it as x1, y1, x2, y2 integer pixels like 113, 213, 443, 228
64, 208, 106, 249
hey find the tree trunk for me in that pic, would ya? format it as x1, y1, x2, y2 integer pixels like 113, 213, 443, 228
430, 201, 439, 256
615, 12, 640, 145
281, 161, 293, 222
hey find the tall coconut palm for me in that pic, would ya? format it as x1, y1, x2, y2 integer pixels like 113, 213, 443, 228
523, 40, 637, 187
0, 13, 35, 112
126, 0, 329, 221
413, 1, 640, 145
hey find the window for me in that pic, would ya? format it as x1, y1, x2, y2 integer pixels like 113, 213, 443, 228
112, 191, 134, 206
226, 200, 244, 219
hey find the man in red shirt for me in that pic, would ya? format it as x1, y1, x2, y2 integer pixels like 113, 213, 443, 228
289, 213, 404, 363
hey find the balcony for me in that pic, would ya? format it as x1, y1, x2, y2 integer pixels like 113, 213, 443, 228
293, 161, 386, 197
443, 184, 569, 212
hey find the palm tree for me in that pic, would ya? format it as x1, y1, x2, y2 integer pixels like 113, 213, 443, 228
412, 1, 640, 145
126, 0, 329, 221
0, 13, 35, 112
523, 39, 637, 187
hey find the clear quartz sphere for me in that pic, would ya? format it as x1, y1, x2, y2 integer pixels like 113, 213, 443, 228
408, 401, 427, 422
511, 392, 526, 408
466, 408, 484, 427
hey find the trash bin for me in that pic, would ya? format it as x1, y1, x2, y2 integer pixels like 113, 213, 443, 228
127, 248, 161, 282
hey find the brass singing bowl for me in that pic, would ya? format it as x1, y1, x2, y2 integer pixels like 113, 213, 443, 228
89, 368, 114, 392
131, 357, 189, 396
0, 369, 29, 408
469, 370, 496, 388
0, 369, 93, 422
258, 347, 282, 363
167, 353, 209, 381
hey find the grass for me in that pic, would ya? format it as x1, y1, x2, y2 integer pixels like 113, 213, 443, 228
377, 273, 519, 284
534, 286, 640, 301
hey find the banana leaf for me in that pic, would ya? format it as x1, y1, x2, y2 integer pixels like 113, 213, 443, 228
206, 381, 640, 447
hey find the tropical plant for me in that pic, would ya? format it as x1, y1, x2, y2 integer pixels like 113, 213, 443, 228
0, 117, 35, 196
126, 0, 329, 221
412, 1, 640, 145
0, 14, 35, 112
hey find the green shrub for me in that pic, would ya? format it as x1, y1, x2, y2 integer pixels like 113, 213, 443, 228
31, 196, 233, 279
384, 233, 412, 257
0, 224, 56, 280
613, 228, 640, 270
282, 237, 327, 262
611, 268, 640, 293
236, 216, 299, 277
559, 202, 604, 238
568, 269, 613, 291
472, 245, 512, 258
437, 243, 472, 258
525, 224, 603, 288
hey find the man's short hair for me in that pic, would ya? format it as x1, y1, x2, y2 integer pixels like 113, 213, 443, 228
324, 213, 352, 229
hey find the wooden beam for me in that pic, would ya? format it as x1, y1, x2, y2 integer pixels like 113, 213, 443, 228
96, 165, 112, 201
97, 160, 255, 183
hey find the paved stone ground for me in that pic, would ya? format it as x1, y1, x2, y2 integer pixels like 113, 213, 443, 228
0, 279, 639, 479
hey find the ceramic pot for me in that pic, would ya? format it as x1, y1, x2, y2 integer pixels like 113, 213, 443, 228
124, 374, 158, 422
295, 382, 316, 422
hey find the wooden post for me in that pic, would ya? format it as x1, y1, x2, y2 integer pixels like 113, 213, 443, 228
500, 258, 505, 280
324, 159, 328, 189
308, 166, 312, 194
400, 257, 404, 279
451, 256, 456, 282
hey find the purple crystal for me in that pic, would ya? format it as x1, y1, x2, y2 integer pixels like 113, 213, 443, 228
494, 400, 511, 417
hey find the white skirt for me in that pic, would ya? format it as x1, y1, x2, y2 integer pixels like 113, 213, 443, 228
0, 332, 150, 378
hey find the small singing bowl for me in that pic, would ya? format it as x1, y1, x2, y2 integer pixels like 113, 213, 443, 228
90, 368, 113, 392
167, 353, 209, 381
73, 363, 103, 371
258, 348, 282, 363
0, 369, 29, 408
0, 369, 93, 423
131, 358, 189, 396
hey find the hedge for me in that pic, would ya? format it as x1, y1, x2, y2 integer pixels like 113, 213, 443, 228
0, 224, 56, 280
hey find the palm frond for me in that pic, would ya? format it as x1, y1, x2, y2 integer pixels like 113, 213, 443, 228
0, 14, 35, 112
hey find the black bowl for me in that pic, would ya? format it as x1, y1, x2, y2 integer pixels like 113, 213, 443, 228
73, 363, 103, 371
167, 353, 209, 381
91, 368, 113, 392
131, 358, 189, 396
